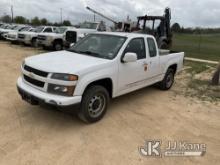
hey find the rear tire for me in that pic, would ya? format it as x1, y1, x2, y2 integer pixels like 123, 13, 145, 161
78, 86, 109, 123
159, 42, 168, 49
158, 68, 175, 90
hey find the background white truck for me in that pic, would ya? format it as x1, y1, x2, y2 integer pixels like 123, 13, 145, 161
6, 26, 33, 43
18, 26, 56, 47
17, 32, 184, 123
37, 26, 76, 51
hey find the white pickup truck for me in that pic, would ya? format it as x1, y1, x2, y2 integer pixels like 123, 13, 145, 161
18, 26, 56, 47
37, 26, 76, 51
17, 32, 184, 123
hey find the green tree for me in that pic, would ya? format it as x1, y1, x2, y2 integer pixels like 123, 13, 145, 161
31, 17, 40, 26
0, 15, 12, 23
14, 16, 27, 24
40, 18, 48, 25
171, 23, 181, 32
63, 20, 71, 26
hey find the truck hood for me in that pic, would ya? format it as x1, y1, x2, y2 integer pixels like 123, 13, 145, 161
24, 50, 110, 75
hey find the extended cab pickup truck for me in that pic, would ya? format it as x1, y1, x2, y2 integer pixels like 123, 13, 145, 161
17, 32, 184, 123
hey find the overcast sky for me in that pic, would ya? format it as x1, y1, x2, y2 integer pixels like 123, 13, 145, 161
0, 0, 220, 27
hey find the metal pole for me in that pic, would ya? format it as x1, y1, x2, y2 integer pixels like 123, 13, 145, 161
60, 8, 62, 25
11, 5, 13, 23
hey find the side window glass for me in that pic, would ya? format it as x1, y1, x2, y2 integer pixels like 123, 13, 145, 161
147, 38, 157, 57
44, 27, 52, 33
124, 38, 146, 60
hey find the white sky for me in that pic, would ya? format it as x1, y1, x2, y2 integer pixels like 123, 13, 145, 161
0, 0, 220, 27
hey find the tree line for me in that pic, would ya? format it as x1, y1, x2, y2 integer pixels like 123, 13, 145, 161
0, 15, 72, 26
171, 23, 220, 34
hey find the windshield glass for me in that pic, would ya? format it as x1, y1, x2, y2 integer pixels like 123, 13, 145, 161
54, 27, 67, 34
34, 27, 44, 33
20, 27, 31, 32
79, 22, 98, 29
68, 34, 127, 60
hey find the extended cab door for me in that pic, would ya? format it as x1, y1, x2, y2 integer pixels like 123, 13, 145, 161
117, 38, 149, 94
145, 37, 160, 82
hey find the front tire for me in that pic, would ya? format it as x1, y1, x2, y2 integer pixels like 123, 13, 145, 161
159, 68, 175, 90
53, 41, 63, 51
78, 86, 109, 123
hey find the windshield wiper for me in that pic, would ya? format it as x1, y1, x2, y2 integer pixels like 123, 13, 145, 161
67, 49, 102, 58
78, 51, 101, 57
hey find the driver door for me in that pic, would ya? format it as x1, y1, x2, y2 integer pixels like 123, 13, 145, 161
117, 38, 148, 95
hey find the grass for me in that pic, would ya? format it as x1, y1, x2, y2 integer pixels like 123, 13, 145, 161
172, 33, 220, 61
183, 61, 220, 101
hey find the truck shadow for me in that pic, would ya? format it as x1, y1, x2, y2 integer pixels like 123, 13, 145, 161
21, 85, 161, 129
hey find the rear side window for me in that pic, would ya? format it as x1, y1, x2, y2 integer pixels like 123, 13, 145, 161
147, 38, 157, 57
124, 38, 146, 60
44, 27, 52, 33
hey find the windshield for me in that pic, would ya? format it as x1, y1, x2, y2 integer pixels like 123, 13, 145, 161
68, 34, 127, 60
79, 22, 98, 29
34, 27, 44, 33
20, 27, 31, 32
54, 27, 67, 34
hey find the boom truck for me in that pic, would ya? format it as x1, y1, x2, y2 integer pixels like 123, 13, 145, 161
86, 6, 136, 32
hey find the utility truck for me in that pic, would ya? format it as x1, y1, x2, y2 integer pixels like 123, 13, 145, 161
17, 32, 184, 123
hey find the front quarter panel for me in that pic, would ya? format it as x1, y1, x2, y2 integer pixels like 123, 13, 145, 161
73, 62, 117, 97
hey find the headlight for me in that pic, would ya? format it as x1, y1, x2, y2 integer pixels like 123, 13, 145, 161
51, 73, 78, 81
48, 73, 78, 96
47, 36, 53, 41
48, 84, 75, 96
25, 35, 31, 39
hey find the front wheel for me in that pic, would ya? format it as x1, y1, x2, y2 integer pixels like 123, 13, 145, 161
158, 68, 175, 90
53, 41, 63, 51
78, 86, 109, 123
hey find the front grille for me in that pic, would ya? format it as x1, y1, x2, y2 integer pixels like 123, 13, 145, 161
37, 35, 46, 41
18, 34, 25, 39
66, 31, 77, 43
24, 65, 48, 77
24, 75, 45, 88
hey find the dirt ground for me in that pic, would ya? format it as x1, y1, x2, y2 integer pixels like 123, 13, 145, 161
0, 41, 219, 165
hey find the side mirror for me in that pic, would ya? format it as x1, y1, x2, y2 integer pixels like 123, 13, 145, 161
123, 53, 137, 63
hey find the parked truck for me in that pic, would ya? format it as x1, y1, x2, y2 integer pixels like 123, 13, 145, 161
18, 26, 56, 47
37, 26, 76, 51
65, 21, 106, 47
17, 32, 184, 123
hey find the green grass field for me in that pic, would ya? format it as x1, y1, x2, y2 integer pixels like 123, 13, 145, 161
172, 33, 220, 61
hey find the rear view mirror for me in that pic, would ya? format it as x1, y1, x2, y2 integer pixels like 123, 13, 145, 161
123, 53, 137, 63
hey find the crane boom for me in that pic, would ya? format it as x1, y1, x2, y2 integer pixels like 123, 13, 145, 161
86, 6, 118, 25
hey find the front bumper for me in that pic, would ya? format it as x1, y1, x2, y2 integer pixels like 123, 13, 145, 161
18, 38, 31, 45
17, 77, 82, 107
37, 39, 52, 47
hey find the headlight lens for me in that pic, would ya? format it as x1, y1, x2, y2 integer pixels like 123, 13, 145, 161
51, 73, 78, 81
48, 84, 75, 96
49, 73, 78, 96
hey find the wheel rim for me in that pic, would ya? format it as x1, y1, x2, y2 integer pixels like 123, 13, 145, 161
166, 72, 174, 88
55, 44, 62, 51
88, 94, 106, 118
